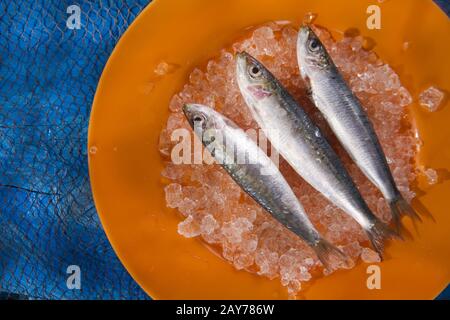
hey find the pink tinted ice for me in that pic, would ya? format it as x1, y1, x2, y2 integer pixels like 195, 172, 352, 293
419, 86, 445, 112
361, 247, 381, 263
424, 168, 438, 185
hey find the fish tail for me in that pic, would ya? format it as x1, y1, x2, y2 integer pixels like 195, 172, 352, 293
389, 195, 422, 232
389, 201, 403, 234
313, 238, 351, 270
365, 218, 399, 259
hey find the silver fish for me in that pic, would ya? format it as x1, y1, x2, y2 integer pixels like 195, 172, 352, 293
296, 25, 421, 232
236, 52, 397, 256
183, 103, 348, 268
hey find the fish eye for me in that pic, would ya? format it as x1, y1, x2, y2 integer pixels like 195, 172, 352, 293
308, 38, 320, 52
248, 64, 262, 78
193, 115, 205, 124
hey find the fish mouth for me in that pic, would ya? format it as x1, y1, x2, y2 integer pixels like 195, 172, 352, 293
300, 24, 313, 34
236, 51, 250, 77
237, 51, 260, 68
298, 25, 312, 47
182, 104, 196, 127
236, 51, 251, 60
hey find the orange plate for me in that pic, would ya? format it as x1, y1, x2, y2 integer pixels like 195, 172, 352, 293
88, 0, 450, 299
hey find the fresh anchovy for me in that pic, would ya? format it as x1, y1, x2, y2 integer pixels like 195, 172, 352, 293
183, 103, 348, 268
236, 52, 397, 256
296, 25, 421, 232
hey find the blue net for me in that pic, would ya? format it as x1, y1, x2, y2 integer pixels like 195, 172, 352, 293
0, 0, 151, 299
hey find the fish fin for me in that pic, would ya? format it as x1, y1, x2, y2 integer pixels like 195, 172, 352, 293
389, 195, 422, 227
366, 218, 399, 259
387, 204, 412, 239
313, 238, 351, 270
389, 202, 403, 234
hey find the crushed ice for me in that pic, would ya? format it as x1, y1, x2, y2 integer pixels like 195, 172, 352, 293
160, 22, 418, 298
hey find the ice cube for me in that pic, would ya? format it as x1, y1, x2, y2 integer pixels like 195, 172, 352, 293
177, 215, 201, 238
164, 183, 183, 208
361, 247, 381, 263
419, 86, 445, 112
200, 214, 219, 235
424, 168, 438, 185
154, 61, 177, 76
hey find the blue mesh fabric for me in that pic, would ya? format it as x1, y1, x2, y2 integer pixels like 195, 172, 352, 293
0, 0, 151, 299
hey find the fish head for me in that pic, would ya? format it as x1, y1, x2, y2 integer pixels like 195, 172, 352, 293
236, 52, 275, 107
182, 103, 230, 142
183, 103, 214, 132
297, 25, 331, 79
